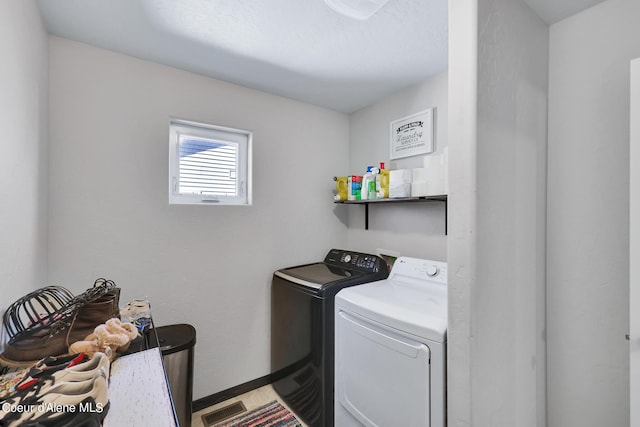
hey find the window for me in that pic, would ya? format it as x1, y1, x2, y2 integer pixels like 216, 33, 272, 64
169, 119, 252, 205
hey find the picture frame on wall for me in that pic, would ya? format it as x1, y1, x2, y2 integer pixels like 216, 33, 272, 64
389, 108, 435, 160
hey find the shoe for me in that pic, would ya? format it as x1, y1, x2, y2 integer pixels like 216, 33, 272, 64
32, 353, 88, 373
1, 374, 108, 426
16, 397, 108, 427
0, 353, 87, 400
17, 397, 109, 427
1, 373, 58, 413
64, 289, 121, 347
15, 353, 109, 394
1, 280, 120, 363
0, 328, 69, 365
68, 320, 138, 361
120, 299, 151, 333
0, 370, 27, 401
119, 299, 150, 321
1, 352, 108, 415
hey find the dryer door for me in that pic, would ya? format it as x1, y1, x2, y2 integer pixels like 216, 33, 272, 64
335, 309, 430, 427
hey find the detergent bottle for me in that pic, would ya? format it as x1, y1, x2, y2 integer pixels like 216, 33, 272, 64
377, 162, 390, 199
334, 176, 348, 201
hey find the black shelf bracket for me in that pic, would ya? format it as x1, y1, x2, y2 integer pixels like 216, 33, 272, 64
365, 203, 369, 229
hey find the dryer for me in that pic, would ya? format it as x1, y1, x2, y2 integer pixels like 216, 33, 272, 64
334, 257, 447, 427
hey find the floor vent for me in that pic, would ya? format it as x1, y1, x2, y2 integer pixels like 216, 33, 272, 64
201, 401, 247, 426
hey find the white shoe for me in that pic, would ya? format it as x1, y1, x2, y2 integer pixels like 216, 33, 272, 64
5, 374, 109, 425
54, 352, 110, 382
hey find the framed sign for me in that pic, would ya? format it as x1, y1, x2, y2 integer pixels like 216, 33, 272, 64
390, 108, 435, 160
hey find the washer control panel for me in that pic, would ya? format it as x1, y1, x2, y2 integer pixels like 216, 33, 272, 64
324, 249, 384, 273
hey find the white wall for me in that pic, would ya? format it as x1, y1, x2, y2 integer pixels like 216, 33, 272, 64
448, 0, 548, 425
447, 0, 477, 423
475, 1, 549, 424
0, 0, 49, 347
346, 73, 448, 260
547, 0, 640, 425
630, 57, 640, 427
47, 37, 349, 399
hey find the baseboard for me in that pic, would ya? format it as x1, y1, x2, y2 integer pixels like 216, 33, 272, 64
192, 374, 273, 413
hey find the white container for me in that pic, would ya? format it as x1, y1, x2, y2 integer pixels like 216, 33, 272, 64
412, 167, 428, 182
389, 169, 412, 198
411, 184, 428, 197
423, 148, 448, 196
411, 168, 428, 197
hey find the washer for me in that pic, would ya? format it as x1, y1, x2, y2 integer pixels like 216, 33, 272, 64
271, 249, 389, 427
334, 257, 447, 427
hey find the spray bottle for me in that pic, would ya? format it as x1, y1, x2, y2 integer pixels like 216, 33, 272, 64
361, 166, 375, 200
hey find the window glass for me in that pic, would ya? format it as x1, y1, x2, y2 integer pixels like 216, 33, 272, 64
169, 120, 251, 205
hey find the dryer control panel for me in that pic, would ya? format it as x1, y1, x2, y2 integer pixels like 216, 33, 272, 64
389, 257, 448, 285
324, 249, 387, 274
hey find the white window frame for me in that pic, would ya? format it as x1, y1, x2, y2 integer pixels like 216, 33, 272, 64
169, 119, 252, 205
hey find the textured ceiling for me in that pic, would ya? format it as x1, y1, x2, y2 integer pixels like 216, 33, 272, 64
36, 0, 604, 113
524, 0, 607, 24
36, 0, 448, 113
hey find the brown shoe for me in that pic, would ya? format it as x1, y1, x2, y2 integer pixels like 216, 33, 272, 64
1, 279, 120, 363
65, 288, 121, 347
1, 324, 70, 364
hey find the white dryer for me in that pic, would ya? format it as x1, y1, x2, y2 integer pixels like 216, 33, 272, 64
334, 257, 447, 427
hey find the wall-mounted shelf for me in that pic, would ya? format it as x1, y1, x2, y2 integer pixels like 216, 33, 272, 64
335, 195, 448, 233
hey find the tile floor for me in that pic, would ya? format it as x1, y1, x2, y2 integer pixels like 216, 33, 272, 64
191, 384, 309, 427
